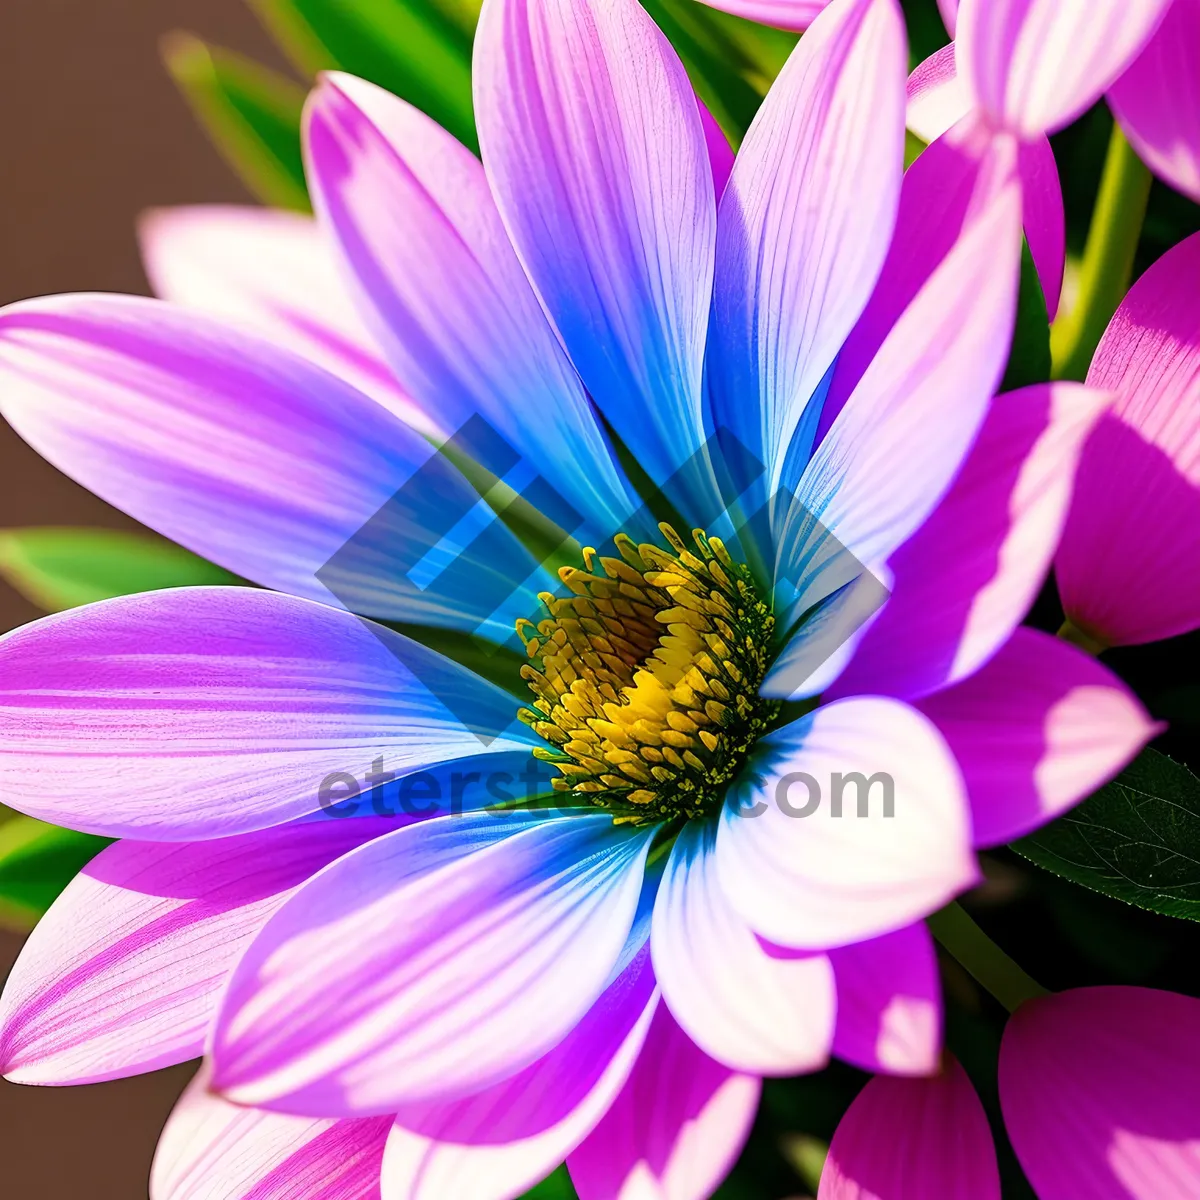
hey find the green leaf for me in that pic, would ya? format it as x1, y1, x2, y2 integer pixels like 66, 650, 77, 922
249, 0, 478, 152
0, 811, 111, 932
163, 32, 310, 211
0, 527, 239, 613
1000, 239, 1053, 392
519, 1165, 578, 1199
1015, 748, 1200, 922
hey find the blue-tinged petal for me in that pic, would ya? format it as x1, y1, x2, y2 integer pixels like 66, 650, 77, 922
0, 293, 546, 636
0, 587, 535, 840
304, 74, 640, 542
475, 0, 719, 517
210, 811, 655, 1115
706, 0, 906, 503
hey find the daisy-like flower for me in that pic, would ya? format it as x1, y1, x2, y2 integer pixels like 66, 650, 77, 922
821, 985, 1200, 1199
0, 0, 1155, 1195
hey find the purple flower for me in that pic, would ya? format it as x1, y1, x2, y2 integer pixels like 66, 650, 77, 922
821, 986, 1200, 1199
0, 0, 1155, 1194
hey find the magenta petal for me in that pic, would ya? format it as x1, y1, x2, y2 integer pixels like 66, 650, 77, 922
691, 0, 828, 33
956, 0, 1173, 136
830, 382, 1108, 701
1057, 231, 1200, 647
0, 820, 395, 1085
919, 628, 1157, 847
717, 697, 976, 951
382, 948, 658, 1200
0, 587, 531, 839
568, 1005, 760, 1200
698, 97, 734, 200
475, 0, 715, 500
137, 205, 428, 434
210, 813, 654, 1115
304, 73, 636, 538
1109, 0, 1200, 204
651, 821, 835, 1075
1001, 987, 1200, 1199
818, 1056, 1000, 1199
707, 0, 906, 494
829, 924, 941, 1076
938, 0, 957, 35
150, 1066, 390, 1200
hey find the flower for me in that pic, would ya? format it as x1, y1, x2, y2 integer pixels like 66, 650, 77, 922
820, 985, 1200, 1199
0, 0, 1154, 1194
1055, 231, 1200, 649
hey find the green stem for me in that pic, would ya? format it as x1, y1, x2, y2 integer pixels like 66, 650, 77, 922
1058, 617, 1108, 657
927, 901, 1048, 1013
1051, 124, 1152, 381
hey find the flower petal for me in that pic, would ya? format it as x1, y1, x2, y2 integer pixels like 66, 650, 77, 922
778, 160, 1022, 617
1057, 231, 1200, 646
382, 946, 658, 1200
698, 98, 734, 200
210, 812, 654, 1115
830, 382, 1109, 701
1000, 987, 1200, 1200
1109, 0, 1200, 204
818, 1056, 1000, 1199
651, 821, 835, 1075
905, 50, 1064, 317
938, 0, 957, 36
150, 1067, 390, 1200
706, 0, 905, 498
568, 1005, 761, 1200
304, 73, 637, 540
829, 923, 941, 1076
918, 628, 1158, 848
0, 293, 546, 634
690, 0, 828, 33
475, 0, 715, 506
0, 820, 398, 1085
717, 697, 977, 951
137, 204, 428, 434
956, 0, 1173, 136
0, 587, 533, 839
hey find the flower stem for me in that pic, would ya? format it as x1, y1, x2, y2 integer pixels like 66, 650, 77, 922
927, 901, 1048, 1013
1058, 618, 1107, 656
1050, 123, 1152, 382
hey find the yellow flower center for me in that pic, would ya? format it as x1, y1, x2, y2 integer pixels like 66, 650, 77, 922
517, 524, 778, 824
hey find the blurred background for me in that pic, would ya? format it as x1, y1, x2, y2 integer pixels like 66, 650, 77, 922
0, 3, 283, 1193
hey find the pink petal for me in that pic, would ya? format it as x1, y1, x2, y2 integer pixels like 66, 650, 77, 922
938, 0, 957, 36
0, 820, 396, 1085
0, 294, 542, 631
697, 97, 734, 200
779, 156, 1022, 616
919, 628, 1158, 847
818, 1056, 1000, 1199
137, 205, 429, 435
829, 924, 941, 1076
1056, 230, 1200, 646
651, 821, 836, 1075
904, 49, 1065, 318
382, 947, 658, 1200
568, 1005, 760, 1200
956, 0, 1174, 136
304, 73, 636, 538
0, 587, 531, 839
707, 0, 906, 494
1109, 0, 1200, 203
150, 1066, 390, 1200
210, 813, 654, 1115
475, 0, 716, 501
716, 697, 977, 951
830, 382, 1109, 701
690, 0, 828, 33
1000, 987, 1200, 1199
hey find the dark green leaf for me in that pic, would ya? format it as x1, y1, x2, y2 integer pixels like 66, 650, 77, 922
0, 527, 239, 613
1015, 748, 1200, 922
519, 1165, 578, 1199
249, 0, 478, 151
0, 810, 111, 931
163, 32, 310, 210
1000, 239, 1052, 392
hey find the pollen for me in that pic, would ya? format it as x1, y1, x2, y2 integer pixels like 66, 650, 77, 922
517, 524, 778, 824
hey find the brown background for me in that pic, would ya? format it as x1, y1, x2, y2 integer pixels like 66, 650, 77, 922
0, 1, 291, 1194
